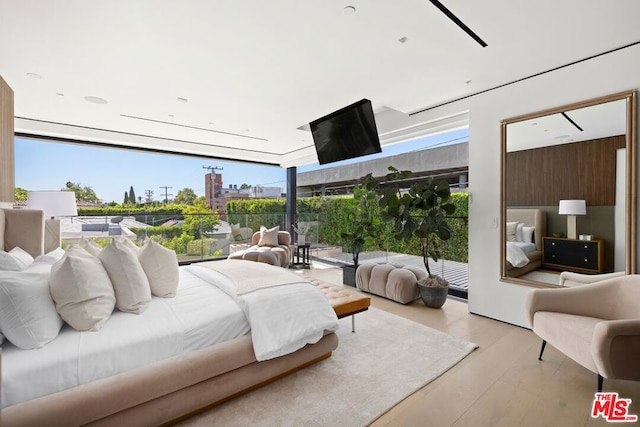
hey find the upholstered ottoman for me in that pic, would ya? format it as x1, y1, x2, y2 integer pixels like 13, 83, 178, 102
356, 263, 426, 304
310, 279, 371, 332
228, 249, 279, 266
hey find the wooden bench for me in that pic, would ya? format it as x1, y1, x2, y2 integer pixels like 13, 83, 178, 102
310, 279, 371, 332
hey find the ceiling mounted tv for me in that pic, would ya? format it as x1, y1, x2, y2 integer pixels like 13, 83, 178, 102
310, 99, 382, 165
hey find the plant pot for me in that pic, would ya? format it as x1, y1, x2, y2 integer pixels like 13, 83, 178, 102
342, 264, 357, 287
418, 276, 449, 308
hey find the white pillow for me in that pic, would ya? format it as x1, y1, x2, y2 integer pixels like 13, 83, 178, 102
138, 239, 179, 298
515, 222, 524, 242
98, 239, 151, 314
50, 245, 116, 331
79, 238, 103, 256
115, 237, 140, 253
0, 270, 63, 349
523, 226, 535, 244
34, 247, 67, 265
0, 247, 34, 271
506, 222, 518, 242
258, 225, 280, 246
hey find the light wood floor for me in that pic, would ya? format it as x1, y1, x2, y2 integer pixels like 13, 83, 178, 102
300, 265, 640, 427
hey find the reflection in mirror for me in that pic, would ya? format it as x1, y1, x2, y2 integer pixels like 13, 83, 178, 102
500, 90, 637, 287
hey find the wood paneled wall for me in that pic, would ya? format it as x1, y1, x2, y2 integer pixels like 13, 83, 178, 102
506, 135, 626, 206
0, 75, 14, 203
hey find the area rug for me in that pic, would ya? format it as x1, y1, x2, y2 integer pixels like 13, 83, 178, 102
176, 307, 478, 427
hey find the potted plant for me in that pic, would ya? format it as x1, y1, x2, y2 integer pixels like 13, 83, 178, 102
339, 185, 380, 286
292, 221, 311, 245
362, 166, 456, 307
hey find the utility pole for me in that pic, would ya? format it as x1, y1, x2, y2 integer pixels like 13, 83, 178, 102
159, 186, 173, 204
202, 165, 223, 173
144, 189, 154, 203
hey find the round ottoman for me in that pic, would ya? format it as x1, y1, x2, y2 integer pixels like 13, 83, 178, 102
355, 263, 427, 304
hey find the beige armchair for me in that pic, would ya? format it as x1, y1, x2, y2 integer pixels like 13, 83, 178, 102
558, 271, 625, 287
526, 275, 640, 391
227, 230, 291, 267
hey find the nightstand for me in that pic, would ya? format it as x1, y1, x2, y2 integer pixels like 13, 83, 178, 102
543, 237, 604, 274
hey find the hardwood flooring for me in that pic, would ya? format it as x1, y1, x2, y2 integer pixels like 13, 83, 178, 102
299, 265, 640, 427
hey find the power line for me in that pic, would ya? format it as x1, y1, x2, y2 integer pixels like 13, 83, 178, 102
159, 186, 173, 204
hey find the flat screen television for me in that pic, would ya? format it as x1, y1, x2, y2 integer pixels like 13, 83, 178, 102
310, 99, 382, 165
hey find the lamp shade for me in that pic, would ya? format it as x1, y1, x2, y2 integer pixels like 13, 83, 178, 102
27, 191, 78, 218
558, 199, 586, 216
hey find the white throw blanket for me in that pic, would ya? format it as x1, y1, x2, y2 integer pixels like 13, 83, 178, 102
506, 241, 530, 268
185, 263, 339, 361
197, 259, 303, 294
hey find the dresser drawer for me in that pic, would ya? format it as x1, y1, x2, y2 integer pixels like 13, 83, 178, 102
543, 237, 603, 273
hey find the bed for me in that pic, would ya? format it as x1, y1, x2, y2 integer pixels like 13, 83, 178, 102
0, 208, 339, 426
505, 208, 546, 278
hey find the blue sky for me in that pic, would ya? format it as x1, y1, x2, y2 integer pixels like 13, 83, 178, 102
15, 128, 467, 204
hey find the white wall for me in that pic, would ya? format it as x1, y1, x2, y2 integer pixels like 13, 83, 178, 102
465, 44, 640, 327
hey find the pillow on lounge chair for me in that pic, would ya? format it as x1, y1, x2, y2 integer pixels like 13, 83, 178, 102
258, 225, 279, 246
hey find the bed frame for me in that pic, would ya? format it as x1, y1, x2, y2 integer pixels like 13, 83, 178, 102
505, 208, 546, 278
0, 209, 338, 426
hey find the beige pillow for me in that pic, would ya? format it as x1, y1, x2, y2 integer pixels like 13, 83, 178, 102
79, 238, 103, 256
258, 225, 279, 246
506, 222, 518, 242
138, 240, 179, 298
50, 245, 116, 331
115, 237, 140, 253
98, 239, 151, 314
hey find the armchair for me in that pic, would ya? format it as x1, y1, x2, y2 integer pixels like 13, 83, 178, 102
227, 228, 291, 267
526, 275, 640, 391
558, 271, 625, 287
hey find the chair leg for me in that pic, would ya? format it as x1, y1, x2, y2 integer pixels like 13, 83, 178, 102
597, 374, 604, 392
538, 340, 547, 361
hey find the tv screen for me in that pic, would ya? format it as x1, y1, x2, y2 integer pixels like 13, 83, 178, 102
310, 99, 382, 165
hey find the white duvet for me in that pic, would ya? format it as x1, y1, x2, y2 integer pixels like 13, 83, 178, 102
186, 263, 339, 361
506, 241, 536, 268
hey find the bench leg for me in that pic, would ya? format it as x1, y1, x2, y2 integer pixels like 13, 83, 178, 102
352, 315, 356, 333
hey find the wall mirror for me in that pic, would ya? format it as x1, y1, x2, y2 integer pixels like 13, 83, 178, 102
500, 90, 637, 287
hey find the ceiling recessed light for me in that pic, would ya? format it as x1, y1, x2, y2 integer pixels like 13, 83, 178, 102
56, 93, 64, 96
84, 96, 107, 104
168, 114, 175, 118
465, 80, 472, 84
26, 73, 43, 79
398, 36, 408, 44
177, 97, 188, 102
343, 6, 356, 15
208, 121, 215, 125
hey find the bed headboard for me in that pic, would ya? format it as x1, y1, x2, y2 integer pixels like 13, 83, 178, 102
506, 208, 546, 251
0, 208, 49, 257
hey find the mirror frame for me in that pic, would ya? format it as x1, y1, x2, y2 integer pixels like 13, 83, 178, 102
500, 89, 637, 287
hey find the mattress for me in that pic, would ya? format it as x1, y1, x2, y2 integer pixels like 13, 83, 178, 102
1, 268, 250, 408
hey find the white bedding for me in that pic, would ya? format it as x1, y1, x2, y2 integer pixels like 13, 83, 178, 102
186, 262, 339, 361
1, 268, 250, 408
506, 241, 536, 268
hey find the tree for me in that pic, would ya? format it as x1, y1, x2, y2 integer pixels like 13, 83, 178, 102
62, 181, 101, 203
174, 188, 197, 205
14, 187, 28, 201
182, 196, 220, 239
128, 186, 136, 205
123, 191, 129, 205
240, 183, 251, 189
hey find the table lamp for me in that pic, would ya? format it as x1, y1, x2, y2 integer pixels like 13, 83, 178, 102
27, 191, 78, 250
558, 199, 586, 239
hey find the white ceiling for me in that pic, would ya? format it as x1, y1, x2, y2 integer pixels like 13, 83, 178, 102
1, 0, 640, 167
